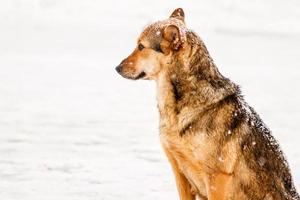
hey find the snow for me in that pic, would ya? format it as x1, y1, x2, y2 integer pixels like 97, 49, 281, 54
258, 157, 267, 167
0, 0, 299, 199
218, 157, 225, 163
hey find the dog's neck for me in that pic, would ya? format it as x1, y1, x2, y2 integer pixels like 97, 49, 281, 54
156, 31, 238, 133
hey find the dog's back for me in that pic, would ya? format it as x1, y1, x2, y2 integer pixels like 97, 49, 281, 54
213, 93, 298, 199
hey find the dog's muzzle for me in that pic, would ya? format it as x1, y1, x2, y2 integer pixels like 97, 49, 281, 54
116, 63, 133, 79
115, 63, 146, 80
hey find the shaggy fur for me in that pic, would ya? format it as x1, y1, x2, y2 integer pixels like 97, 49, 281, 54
116, 8, 299, 200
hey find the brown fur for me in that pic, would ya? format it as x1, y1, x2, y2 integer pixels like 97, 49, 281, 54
116, 8, 299, 200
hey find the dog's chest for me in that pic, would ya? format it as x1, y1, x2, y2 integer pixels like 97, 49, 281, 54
161, 132, 216, 165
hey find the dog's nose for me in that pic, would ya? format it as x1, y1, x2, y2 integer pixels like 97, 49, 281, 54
115, 65, 122, 74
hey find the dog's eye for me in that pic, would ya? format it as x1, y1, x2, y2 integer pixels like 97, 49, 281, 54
138, 43, 145, 51
154, 44, 163, 53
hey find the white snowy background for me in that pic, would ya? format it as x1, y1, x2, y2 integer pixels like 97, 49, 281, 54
0, 0, 300, 199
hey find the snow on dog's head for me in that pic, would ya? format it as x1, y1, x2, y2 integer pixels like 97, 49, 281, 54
116, 8, 189, 80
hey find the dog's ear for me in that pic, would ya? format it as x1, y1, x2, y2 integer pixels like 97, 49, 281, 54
163, 25, 183, 50
169, 8, 185, 23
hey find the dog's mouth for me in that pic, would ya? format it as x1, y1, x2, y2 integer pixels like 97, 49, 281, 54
124, 71, 146, 80
116, 68, 147, 80
133, 71, 146, 80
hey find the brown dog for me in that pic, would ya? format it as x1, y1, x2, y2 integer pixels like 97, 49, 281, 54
116, 8, 299, 200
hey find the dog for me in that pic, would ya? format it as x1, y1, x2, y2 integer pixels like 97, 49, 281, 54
116, 8, 299, 200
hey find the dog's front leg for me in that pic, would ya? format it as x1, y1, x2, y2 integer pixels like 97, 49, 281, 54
205, 173, 232, 200
163, 146, 196, 200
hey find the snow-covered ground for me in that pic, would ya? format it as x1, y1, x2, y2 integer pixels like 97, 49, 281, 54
0, 0, 300, 199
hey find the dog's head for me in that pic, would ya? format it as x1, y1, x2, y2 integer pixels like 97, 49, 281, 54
116, 8, 188, 80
